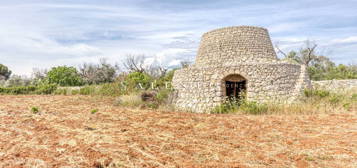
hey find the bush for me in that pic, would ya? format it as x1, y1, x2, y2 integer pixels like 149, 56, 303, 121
79, 59, 118, 85
31, 106, 39, 114
97, 83, 121, 96
71, 89, 80, 95
211, 100, 240, 114
239, 101, 268, 115
352, 93, 357, 101
0, 64, 12, 80
35, 84, 57, 94
156, 89, 171, 103
46, 66, 83, 86
304, 89, 330, 98
0, 85, 37, 94
53, 83, 122, 96
54, 88, 68, 95
79, 85, 96, 95
3, 75, 32, 87
155, 69, 176, 89
211, 98, 268, 115
308, 64, 357, 81
125, 72, 152, 90
91, 109, 99, 114
146, 102, 159, 109
0, 84, 57, 95
328, 94, 343, 105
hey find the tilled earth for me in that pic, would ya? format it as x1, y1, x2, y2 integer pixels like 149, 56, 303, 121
0, 95, 356, 168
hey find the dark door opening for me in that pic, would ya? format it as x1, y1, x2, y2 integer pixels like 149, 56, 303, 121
225, 80, 246, 101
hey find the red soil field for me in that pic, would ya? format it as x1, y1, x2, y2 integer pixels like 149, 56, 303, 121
0, 95, 356, 167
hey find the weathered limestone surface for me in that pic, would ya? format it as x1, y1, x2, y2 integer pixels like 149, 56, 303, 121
172, 26, 311, 113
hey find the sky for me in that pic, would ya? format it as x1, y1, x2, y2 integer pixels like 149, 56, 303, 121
0, 0, 357, 76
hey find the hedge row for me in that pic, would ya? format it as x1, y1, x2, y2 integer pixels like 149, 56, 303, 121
0, 84, 57, 95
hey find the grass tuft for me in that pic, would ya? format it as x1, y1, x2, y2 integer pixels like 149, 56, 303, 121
91, 109, 99, 114
31, 106, 39, 114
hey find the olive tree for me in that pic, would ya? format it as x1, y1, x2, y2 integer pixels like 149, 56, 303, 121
0, 64, 12, 80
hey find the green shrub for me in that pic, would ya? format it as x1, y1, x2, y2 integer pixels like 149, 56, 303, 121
156, 89, 171, 103
79, 85, 96, 95
91, 109, 98, 114
0, 84, 57, 95
0, 64, 12, 80
352, 93, 357, 101
71, 89, 80, 95
97, 83, 121, 96
343, 103, 351, 110
147, 102, 159, 109
4, 75, 32, 87
155, 69, 176, 89
35, 84, 57, 94
304, 89, 330, 98
239, 101, 268, 115
328, 94, 343, 105
0, 85, 36, 94
46, 66, 83, 86
211, 99, 268, 115
31, 106, 39, 114
211, 100, 239, 114
125, 72, 152, 90
54, 88, 68, 95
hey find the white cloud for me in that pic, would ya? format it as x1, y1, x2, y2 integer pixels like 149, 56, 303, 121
329, 36, 357, 45
0, 0, 356, 76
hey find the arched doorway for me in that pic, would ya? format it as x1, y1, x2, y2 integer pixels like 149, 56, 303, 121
223, 74, 247, 101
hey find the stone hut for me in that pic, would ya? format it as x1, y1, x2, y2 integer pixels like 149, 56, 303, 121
172, 26, 311, 113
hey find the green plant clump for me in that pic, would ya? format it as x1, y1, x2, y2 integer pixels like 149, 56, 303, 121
0, 84, 57, 95
304, 89, 331, 98
155, 89, 171, 103
46, 66, 83, 86
211, 99, 240, 114
239, 101, 268, 115
0, 86, 37, 94
54, 88, 68, 95
352, 93, 357, 101
91, 109, 99, 114
79, 85, 96, 95
97, 83, 121, 96
35, 84, 58, 94
124, 72, 152, 91
31, 106, 39, 114
211, 99, 268, 115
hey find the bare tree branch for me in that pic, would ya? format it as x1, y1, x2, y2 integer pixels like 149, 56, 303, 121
274, 43, 287, 58
301, 40, 318, 66
123, 54, 146, 73
180, 61, 192, 68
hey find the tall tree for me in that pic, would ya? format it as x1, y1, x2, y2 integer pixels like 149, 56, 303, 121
276, 40, 356, 80
46, 66, 83, 86
79, 59, 119, 84
276, 40, 319, 66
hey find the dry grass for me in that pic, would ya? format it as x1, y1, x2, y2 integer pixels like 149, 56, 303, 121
114, 94, 143, 107
0, 95, 356, 167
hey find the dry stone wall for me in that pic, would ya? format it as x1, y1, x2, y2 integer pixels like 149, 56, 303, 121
172, 26, 311, 113
195, 26, 278, 66
312, 79, 357, 91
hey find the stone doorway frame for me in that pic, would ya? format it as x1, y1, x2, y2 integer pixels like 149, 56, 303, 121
221, 74, 247, 101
